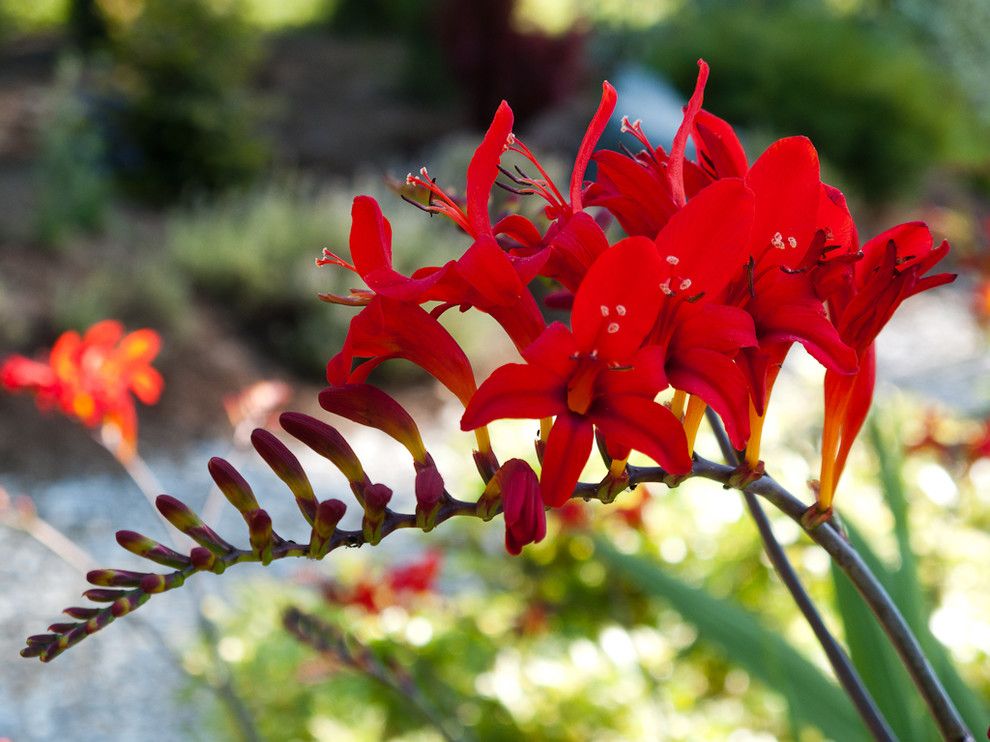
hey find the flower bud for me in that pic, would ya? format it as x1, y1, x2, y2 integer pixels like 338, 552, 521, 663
309, 498, 347, 558
361, 483, 392, 545
156, 495, 232, 555
248, 509, 274, 565
500, 459, 546, 555
208, 457, 259, 519
319, 384, 428, 462
251, 428, 318, 524
280, 412, 365, 484
115, 530, 190, 569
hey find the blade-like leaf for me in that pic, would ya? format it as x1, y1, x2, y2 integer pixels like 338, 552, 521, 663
597, 539, 866, 741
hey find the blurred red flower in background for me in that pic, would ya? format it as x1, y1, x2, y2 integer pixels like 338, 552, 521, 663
0, 320, 163, 461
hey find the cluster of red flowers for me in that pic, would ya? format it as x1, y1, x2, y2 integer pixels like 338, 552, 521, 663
315, 60, 953, 553
0, 320, 163, 461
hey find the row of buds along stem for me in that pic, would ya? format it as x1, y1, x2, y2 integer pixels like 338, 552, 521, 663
21, 384, 462, 661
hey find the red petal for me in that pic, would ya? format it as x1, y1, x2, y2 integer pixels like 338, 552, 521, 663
487, 291, 547, 354
349, 196, 394, 276
83, 320, 125, 348
467, 101, 514, 237
592, 396, 691, 474
540, 413, 594, 507
522, 322, 579, 376
759, 302, 858, 375
572, 237, 664, 360
667, 348, 752, 449
494, 213, 543, 248
667, 59, 710, 208
456, 235, 524, 305
671, 303, 757, 355
570, 81, 617, 211
746, 136, 821, 267
830, 344, 876, 487
544, 212, 610, 292
330, 297, 477, 406
693, 108, 748, 178
460, 363, 567, 430
654, 178, 755, 297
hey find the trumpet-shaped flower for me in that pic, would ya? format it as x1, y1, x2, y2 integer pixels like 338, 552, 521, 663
817, 223, 954, 512
462, 238, 691, 507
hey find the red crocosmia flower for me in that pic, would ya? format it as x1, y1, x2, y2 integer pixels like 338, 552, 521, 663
462, 238, 691, 507
645, 178, 758, 450
491, 82, 618, 291
817, 222, 955, 512
586, 60, 718, 238
327, 296, 478, 408
0, 320, 163, 461
496, 459, 546, 555
319, 101, 546, 352
708, 137, 858, 468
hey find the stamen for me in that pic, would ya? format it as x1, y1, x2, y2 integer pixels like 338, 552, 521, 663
771, 232, 786, 250
679, 279, 692, 291
404, 167, 472, 234
787, 236, 798, 249
606, 322, 620, 334
666, 255, 680, 265
660, 279, 674, 296
615, 304, 626, 316
600, 305, 610, 317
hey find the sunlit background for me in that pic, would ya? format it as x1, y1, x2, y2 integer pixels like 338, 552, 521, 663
1, 1, 989, 740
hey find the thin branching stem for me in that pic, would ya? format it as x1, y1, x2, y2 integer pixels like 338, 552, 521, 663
703, 409, 896, 742
665, 458, 973, 741
29, 435, 974, 741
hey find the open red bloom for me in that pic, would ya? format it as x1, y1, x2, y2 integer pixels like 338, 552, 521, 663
327, 296, 478, 408
646, 178, 758, 448
817, 222, 954, 510
1, 320, 163, 460
462, 238, 691, 506
319, 102, 545, 353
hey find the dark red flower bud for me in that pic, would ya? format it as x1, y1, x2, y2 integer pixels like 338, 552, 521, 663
156, 495, 232, 555
115, 530, 190, 569
310, 498, 347, 558
499, 459, 546, 555
208, 457, 259, 518
189, 546, 219, 572
251, 428, 318, 524
248, 509, 274, 564
319, 384, 428, 463
414, 458, 444, 509
280, 412, 365, 484
363, 483, 392, 512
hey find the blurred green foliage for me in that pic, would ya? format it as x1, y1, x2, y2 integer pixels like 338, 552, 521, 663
638, 1, 980, 200
102, 0, 267, 202
34, 56, 112, 248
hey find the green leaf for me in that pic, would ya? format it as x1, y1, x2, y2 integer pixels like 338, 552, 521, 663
596, 539, 867, 741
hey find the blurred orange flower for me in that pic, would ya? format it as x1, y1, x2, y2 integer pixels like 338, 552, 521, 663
0, 320, 163, 460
